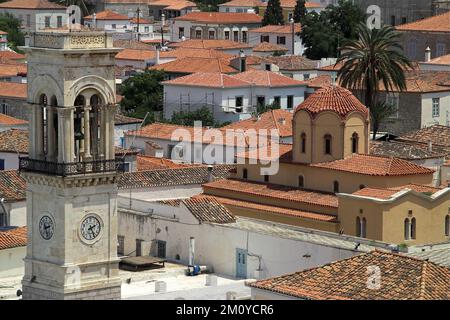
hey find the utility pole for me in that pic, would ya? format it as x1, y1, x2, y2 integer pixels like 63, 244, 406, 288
136, 7, 141, 41
161, 13, 165, 47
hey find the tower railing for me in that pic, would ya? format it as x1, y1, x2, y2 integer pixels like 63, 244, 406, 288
19, 157, 125, 177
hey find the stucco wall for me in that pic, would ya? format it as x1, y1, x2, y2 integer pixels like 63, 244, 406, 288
0, 246, 26, 278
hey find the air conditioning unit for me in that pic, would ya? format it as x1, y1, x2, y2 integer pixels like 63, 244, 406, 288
173, 145, 184, 159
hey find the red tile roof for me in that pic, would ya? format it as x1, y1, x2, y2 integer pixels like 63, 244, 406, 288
222, 109, 293, 138
250, 23, 301, 34
162, 72, 251, 88
203, 178, 339, 208
85, 10, 129, 20
174, 12, 262, 24
0, 63, 27, 78
0, 82, 27, 99
295, 85, 369, 119
169, 39, 252, 50
0, 0, 66, 9
0, 113, 27, 125
183, 195, 236, 224
0, 170, 26, 202
115, 48, 156, 61
248, 251, 450, 300
150, 0, 197, 10
137, 155, 199, 171
150, 57, 238, 74
233, 69, 306, 87
311, 154, 435, 176
210, 194, 337, 222
253, 42, 288, 52
0, 226, 27, 250
399, 125, 450, 147
354, 184, 443, 200
219, 0, 263, 7
424, 54, 450, 65
130, 17, 152, 24
0, 129, 28, 153
396, 11, 450, 32
259, 0, 324, 9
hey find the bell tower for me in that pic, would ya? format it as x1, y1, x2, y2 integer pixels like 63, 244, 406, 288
20, 29, 123, 300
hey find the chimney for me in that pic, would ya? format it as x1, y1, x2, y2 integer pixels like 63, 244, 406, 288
278, 118, 286, 125
425, 46, 431, 62
207, 165, 214, 182
239, 49, 246, 72
93, 13, 97, 29
428, 140, 433, 152
188, 237, 195, 266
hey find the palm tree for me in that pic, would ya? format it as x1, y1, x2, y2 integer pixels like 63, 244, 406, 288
337, 23, 413, 131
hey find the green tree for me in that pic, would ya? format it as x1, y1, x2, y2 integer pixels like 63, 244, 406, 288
262, 0, 284, 26
337, 24, 413, 138
169, 106, 217, 127
369, 102, 397, 140
256, 102, 281, 115
293, 0, 307, 23
120, 70, 166, 120
0, 13, 25, 52
300, 0, 364, 59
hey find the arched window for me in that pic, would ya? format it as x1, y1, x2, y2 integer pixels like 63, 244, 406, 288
404, 218, 411, 240
300, 132, 306, 153
361, 218, 367, 238
445, 215, 450, 236
411, 217, 416, 239
351, 132, 359, 153
243, 168, 248, 179
356, 216, 361, 237
324, 134, 332, 155
298, 175, 304, 188
333, 181, 339, 193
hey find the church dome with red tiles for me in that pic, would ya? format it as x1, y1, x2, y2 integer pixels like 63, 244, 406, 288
295, 85, 369, 119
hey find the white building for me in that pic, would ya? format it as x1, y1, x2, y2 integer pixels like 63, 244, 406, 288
249, 23, 304, 55
117, 195, 394, 280
84, 10, 155, 40
162, 70, 307, 123
0, 0, 67, 32
0, 227, 26, 277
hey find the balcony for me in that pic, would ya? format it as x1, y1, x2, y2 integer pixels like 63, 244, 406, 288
19, 157, 125, 177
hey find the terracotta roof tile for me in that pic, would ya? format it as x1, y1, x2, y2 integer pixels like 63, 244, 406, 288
304, 75, 332, 88
296, 85, 368, 119
0, 226, 27, 250
160, 48, 232, 59
0, 170, 26, 202
311, 154, 435, 176
169, 39, 251, 50
222, 109, 293, 138
233, 69, 306, 87
370, 140, 446, 160
264, 55, 317, 71
0, 129, 28, 153
253, 42, 288, 52
130, 17, 152, 24
0, 51, 25, 62
210, 194, 337, 222
150, 57, 238, 74
219, 0, 263, 7
115, 48, 156, 61
399, 125, 450, 147
183, 195, 236, 224
162, 72, 250, 88
0, 113, 27, 125
174, 12, 262, 24
137, 155, 199, 171
0, 63, 26, 77
114, 39, 155, 50
250, 23, 301, 34
203, 178, 339, 208
150, 0, 196, 10
0, 0, 66, 9
396, 11, 450, 32
0, 82, 27, 99
85, 10, 129, 20
424, 54, 450, 65
118, 164, 235, 189
114, 113, 142, 125
248, 251, 450, 300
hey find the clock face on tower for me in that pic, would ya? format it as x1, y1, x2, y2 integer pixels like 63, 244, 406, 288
39, 215, 54, 240
80, 215, 102, 242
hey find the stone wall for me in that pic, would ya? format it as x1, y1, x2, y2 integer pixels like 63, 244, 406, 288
398, 30, 450, 61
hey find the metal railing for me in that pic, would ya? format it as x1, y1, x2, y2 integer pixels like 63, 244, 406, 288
19, 157, 125, 177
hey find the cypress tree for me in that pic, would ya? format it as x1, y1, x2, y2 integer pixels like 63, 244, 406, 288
293, 0, 307, 23
262, 0, 284, 26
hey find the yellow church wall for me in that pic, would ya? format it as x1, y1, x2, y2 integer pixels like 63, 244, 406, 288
338, 193, 450, 245
236, 162, 434, 195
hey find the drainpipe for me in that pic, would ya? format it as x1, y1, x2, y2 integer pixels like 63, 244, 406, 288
0, 198, 8, 226
188, 236, 195, 266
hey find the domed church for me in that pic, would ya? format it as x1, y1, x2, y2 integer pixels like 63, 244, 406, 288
203, 85, 450, 245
